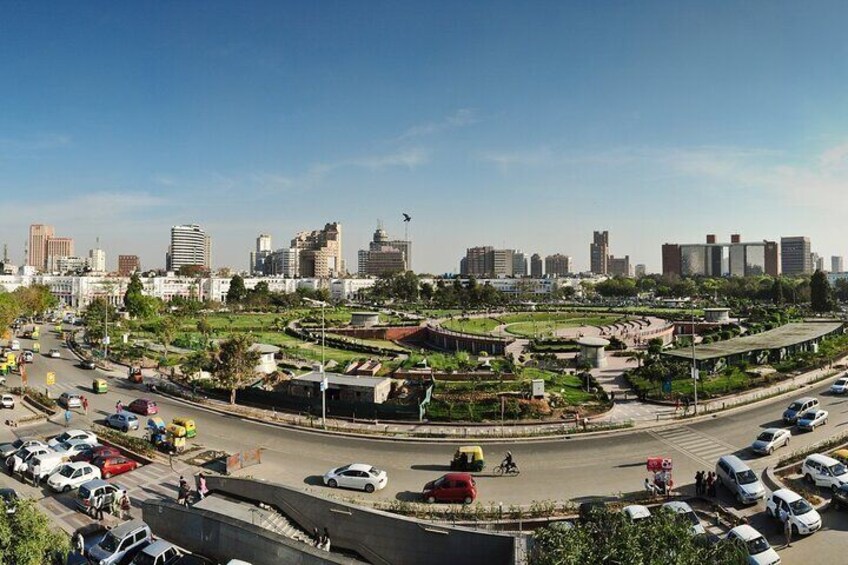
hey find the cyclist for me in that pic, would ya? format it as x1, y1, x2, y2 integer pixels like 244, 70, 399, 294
502, 451, 517, 473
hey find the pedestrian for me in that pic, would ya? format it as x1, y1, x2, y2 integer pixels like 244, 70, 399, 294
695, 470, 703, 496
706, 472, 716, 497
784, 516, 792, 547
675, 398, 681, 413
683, 397, 690, 416
610, 391, 615, 403
120, 493, 131, 519
82, 396, 88, 415
74, 532, 84, 555
644, 477, 657, 496
115, 400, 123, 413
197, 472, 208, 500
110, 493, 120, 517
177, 483, 189, 507
312, 528, 321, 547
322, 528, 331, 552
94, 496, 105, 520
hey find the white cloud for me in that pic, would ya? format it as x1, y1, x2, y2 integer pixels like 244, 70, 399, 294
398, 109, 478, 140
477, 146, 553, 168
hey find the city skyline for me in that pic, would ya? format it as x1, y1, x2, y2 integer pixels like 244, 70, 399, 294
3, 3, 848, 272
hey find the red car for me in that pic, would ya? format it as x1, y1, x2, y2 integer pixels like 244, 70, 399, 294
71, 446, 121, 463
422, 473, 477, 504
91, 455, 138, 479
128, 398, 159, 415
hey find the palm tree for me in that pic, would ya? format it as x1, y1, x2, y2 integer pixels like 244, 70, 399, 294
628, 350, 648, 369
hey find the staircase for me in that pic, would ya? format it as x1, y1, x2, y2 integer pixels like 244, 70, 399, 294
254, 503, 314, 545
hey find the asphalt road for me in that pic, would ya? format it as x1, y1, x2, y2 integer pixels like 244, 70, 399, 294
5, 325, 848, 562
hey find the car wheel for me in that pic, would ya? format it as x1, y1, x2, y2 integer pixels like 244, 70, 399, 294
463, 496, 473, 505
736, 493, 744, 504
768, 447, 774, 455
327, 479, 337, 488
426, 496, 435, 504
122, 426, 128, 433
104, 472, 111, 479
63, 485, 71, 493
766, 507, 773, 518
785, 438, 790, 447
792, 525, 799, 537
832, 484, 839, 493
805, 474, 814, 484
364, 483, 375, 493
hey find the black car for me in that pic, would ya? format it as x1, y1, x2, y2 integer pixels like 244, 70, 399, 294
0, 488, 18, 514
832, 484, 848, 509
80, 359, 97, 370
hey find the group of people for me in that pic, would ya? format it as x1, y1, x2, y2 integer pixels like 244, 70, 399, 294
312, 527, 331, 552
177, 473, 208, 507
694, 470, 717, 497
88, 491, 131, 521
644, 474, 673, 497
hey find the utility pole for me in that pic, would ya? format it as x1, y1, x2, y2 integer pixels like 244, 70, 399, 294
691, 310, 698, 415
321, 300, 326, 429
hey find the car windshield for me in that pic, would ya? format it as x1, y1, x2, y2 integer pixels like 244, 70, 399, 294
56, 433, 70, 442
800, 411, 817, 420
334, 465, 350, 473
828, 463, 848, 477
789, 498, 813, 515
684, 511, 700, 526
788, 402, 802, 411
757, 432, 774, 442
58, 465, 74, 478
433, 477, 446, 488
736, 470, 758, 485
369, 467, 383, 476
11, 439, 23, 449
746, 536, 770, 555
99, 532, 119, 552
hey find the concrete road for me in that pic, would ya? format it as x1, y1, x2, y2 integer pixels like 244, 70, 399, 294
4, 325, 848, 563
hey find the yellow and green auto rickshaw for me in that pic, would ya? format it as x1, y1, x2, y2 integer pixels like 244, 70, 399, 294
450, 445, 485, 472
172, 417, 196, 438
92, 378, 108, 394
833, 449, 848, 465
165, 423, 187, 453
0, 361, 8, 376
32, 342, 40, 353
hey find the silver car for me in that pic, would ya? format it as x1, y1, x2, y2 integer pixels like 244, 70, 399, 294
751, 428, 791, 455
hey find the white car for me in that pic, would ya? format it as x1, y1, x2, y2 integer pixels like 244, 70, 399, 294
622, 504, 651, 522
796, 409, 828, 431
7, 445, 50, 474
9, 340, 20, 351
0, 395, 14, 409
750, 428, 791, 455
831, 377, 848, 395
47, 462, 101, 493
323, 463, 388, 493
54, 439, 97, 459
58, 393, 82, 409
48, 349, 60, 358
802, 453, 848, 491
766, 489, 821, 536
726, 524, 781, 565
48, 430, 98, 449
661, 501, 705, 536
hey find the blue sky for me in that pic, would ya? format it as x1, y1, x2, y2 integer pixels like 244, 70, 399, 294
2, 1, 848, 273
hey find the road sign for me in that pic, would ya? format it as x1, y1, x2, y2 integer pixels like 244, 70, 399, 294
46, 372, 55, 386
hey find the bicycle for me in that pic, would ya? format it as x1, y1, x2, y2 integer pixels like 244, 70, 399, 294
493, 462, 520, 476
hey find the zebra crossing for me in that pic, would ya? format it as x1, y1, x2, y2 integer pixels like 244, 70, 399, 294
648, 426, 739, 468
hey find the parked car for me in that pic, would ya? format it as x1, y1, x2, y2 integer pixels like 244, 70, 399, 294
21, 351, 33, 363
801, 453, 848, 491
766, 489, 821, 536
54, 439, 98, 459
80, 359, 97, 370
59, 392, 82, 409
796, 409, 828, 432
832, 483, 848, 509
422, 472, 477, 504
28, 451, 71, 482
47, 462, 101, 493
48, 429, 98, 449
48, 348, 61, 358
0, 394, 14, 409
88, 519, 152, 565
106, 412, 140, 432
8, 445, 51, 474
128, 398, 159, 416
0, 438, 45, 459
323, 463, 388, 493
76, 479, 126, 513
131, 539, 184, 565
622, 504, 651, 523
71, 445, 121, 463
0, 488, 18, 514
782, 397, 819, 424
661, 501, 706, 536
92, 455, 138, 478
751, 428, 791, 455
715, 455, 766, 504
831, 377, 848, 395
9, 340, 20, 351
726, 524, 781, 565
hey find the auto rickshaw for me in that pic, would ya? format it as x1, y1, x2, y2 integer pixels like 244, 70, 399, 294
0, 361, 8, 376
833, 449, 848, 465
165, 423, 187, 453
450, 445, 485, 472
92, 378, 108, 394
146, 417, 167, 446
128, 366, 143, 384
32, 342, 40, 353
172, 417, 196, 438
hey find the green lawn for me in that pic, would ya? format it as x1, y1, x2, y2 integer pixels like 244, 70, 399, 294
441, 317, 502, 335
628, 367, 767, 399
324, 333, 410, 353
504, 315, 619, 338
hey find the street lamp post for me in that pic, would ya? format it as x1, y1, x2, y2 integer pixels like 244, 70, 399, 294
691, 310, 698, 415
321, 300, 326, 429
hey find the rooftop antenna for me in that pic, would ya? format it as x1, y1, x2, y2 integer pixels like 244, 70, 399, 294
2, 244, 7, 263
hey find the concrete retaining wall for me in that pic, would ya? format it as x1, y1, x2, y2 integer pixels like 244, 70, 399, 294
142, 500, 356, 565
205, 476, 520, 565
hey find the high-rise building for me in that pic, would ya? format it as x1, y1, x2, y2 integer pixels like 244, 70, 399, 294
492, 249, 515, 277
357, 224, 411, 276
45, 237, 74, 270
590, 231, 609, 274
813, 253, 825, 273
609, 255, 633, 277
833, 256, 844, 273
88, 246, 106, 273
663, 235, 778, 277
249, 234, 273, 275
266, 248, 298, 277
461, 247, 520, 277
544, 254, 573, 277
52, 256, 88, 273
291, 222, 343, 278
781, 236, 812, 275
512, 251, 528, 277
635, 264, 647, 278
118, 255, 141, 276
28, 224, 54, 270
167, 224, 211, 272
530, 254, 543, 278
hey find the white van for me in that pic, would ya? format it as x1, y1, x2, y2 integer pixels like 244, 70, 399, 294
29, 451, 70, 481
716, 455, 766, 504
802, 453, 848, 490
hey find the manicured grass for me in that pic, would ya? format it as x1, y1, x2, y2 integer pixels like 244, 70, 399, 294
504, 315, 619, 338
324, 333, 410, 353
441, 317, 502, 335
628, 367, 767, 399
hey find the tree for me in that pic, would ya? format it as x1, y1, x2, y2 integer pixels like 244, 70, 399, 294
156, 316, 178, 356
177, 265, 209, 277
530, 505, 746, 565
810, 270, 834, 312
212, 334, 261, 404
0, 498, 71, 564
627, 350, 648, 368
226, 275, 247, 305
0, 293, 22, 335
771, 278, 784, 305
13, 285, 57, 318
196, 317, 213, 344
124, 273, 146, 317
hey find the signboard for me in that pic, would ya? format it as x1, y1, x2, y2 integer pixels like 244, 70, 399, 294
102, 336, 111, 345
320, 376, 328, 392
225, 448, 262, 475
646, 457, 673, 472
46, 372, 55, 386
531, 379, 545, 399
690, 367, 699, 381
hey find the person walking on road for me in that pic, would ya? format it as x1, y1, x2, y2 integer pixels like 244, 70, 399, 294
93, 495, 105, 520
81, 396, 88, 415
321, 528, 331, 552
695, 470, 704, 496
196, 472, 208, 500
115, 400, 123, 413
784, 516, 792, 547
74, 532, 84, 556
706, 472, 716, 497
